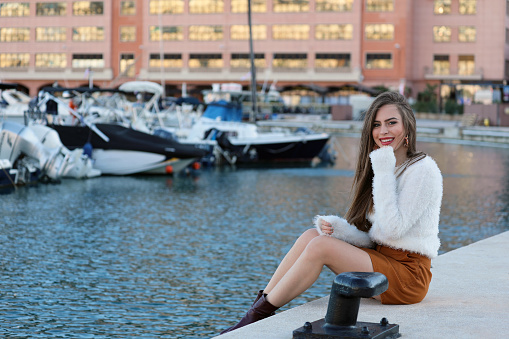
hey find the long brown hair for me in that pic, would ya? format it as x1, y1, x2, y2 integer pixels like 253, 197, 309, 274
344, 91, 425, 232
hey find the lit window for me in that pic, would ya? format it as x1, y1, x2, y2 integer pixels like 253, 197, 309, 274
72, 27, 104, 41
0, 3, 29, 17
149, 26, 183, 41
149, 54, 183, 68
36, 27, 67, 42
459, 0, 476, 14
73, 1, 104, 15
366, 0, 394, 12
458, 55, 475, 75
188, 54, 223, 68
149, 0, 184, 14
316, 0, 353, 12
120, 1, 136, 15
365, 53, 392, 69
230, 25, 267, 40
120, 54, 135, 77
433, 26, 451, 42
189, 0, 224, 14
0, 28, 30, 42
434, 0, 451, 14
315, 53, 350, 68
36, 2, 67, 16
231, 0, 266, 13
189, 26, 223, 41
35, 53, 67, 68
230, 53, 265, 68
120, 27, 136, 42
0, 53, 30, 68
273, 53, 307, 68
315, 24, 353, 40
273, 25, 310, 40
458, 26, 476, 42
433, 55, 449, 75
365, 24, 394, 40
72, 54, 104, 68
273, 0, 309, 13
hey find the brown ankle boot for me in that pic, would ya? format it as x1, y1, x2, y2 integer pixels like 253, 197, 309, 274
220, 295, 279, 335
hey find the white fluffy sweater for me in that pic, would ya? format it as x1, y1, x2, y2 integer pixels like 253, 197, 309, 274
314, 146, 443, 259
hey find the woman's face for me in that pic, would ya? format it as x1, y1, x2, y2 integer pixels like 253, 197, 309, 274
372, 104, 408, 162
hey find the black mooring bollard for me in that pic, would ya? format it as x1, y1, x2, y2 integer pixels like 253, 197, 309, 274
293, 272, 401, 338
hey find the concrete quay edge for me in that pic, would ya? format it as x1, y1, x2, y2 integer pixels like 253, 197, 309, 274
215, 230, 509, 339
257, 119, 509, 146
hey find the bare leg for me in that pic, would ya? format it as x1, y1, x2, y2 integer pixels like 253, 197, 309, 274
266, 235, 374, 307
263, 228, 320, 294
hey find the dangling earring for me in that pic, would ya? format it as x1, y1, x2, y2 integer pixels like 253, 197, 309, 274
404, 136, 409, 147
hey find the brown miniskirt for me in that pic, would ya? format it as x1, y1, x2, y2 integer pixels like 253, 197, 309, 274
360, 245, 432, 305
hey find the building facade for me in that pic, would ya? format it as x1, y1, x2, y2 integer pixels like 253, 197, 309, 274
0, 0, 508, 106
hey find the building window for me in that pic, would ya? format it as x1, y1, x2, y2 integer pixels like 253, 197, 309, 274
72, 27, 104, 41
149, 0, 184, 14
273, 25, 310, 40
458, 55, 475, 75
189, 26, 223, 41
120, 26, 136, 42
365, 24, 394, 40
433, 26, 451, 42
72, 54, 104, 68
73, 1, 104, 15
0, 28, 30, 42
458, 26, 476, 42
149, 26, 183, 41
36, 27, 67, 42
230, 25, 267, 40
315, 24, 353, 40
120, 1, 136, 15
149, 53, 183, 68
0, 3, 29, 17
366, 0, 394, 12
434, 0, 451, 14
315, 53, 350, 68
120, 54, 135, 77
365, 53, 392, 69
273, 0, 309, 13
0, 53, 30, 68
189, 0, 224, 14
35, 53, 67, 68
36, 2, 67, 16
433, 55, 449, 75
459, 0, 476, 14
188, 54, 223, 68
273, 53, 307, 68
506, 28, 509, 43
316, 0, 353, 12
230, 53, 265, 68
231, 0, 266, 13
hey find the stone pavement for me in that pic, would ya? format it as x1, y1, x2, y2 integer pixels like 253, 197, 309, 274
215, 231, 509, 339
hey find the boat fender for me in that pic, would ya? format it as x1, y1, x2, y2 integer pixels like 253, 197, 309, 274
83, 142, 93, 158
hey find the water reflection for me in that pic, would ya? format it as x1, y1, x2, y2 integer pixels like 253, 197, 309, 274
0, 137, 507, 338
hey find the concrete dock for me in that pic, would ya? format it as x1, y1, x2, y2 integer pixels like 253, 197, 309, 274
216, 230, 509, 338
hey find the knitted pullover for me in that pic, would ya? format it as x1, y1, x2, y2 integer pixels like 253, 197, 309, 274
314, 146, 443, 259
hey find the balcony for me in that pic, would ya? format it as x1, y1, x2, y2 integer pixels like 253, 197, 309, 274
424, 66, 483, 81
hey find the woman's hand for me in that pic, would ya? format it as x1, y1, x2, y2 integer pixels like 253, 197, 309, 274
320, 219, 334, 236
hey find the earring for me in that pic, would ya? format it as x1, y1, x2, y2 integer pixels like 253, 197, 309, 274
404, 136, 409, 147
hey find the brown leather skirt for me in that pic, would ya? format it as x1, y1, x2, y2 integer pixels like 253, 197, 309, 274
360, 245, 432, 305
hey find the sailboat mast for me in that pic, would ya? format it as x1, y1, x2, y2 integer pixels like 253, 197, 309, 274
247, 0, 257, 122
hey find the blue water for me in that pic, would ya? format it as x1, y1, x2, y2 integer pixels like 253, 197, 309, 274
1, 137, 508, 338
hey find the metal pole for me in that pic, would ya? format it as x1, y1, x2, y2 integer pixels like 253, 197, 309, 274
158, 4, 166, 98
248, 0, 257, 121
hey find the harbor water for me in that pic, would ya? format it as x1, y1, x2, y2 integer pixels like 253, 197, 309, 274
1, 136, 508, 338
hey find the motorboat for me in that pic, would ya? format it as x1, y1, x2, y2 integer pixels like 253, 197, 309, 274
0, 83, 32, 124
25, 87, 206, 175
0, 121, 100, 187
158, 98, 333, 166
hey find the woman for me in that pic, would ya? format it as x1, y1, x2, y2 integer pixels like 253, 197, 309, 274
220, 91, 443, 334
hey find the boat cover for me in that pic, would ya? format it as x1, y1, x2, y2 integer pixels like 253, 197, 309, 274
202, 100, 242, 122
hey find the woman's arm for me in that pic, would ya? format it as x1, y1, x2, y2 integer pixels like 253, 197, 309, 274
313, 215, 374, 248
368, 147, 442, 241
